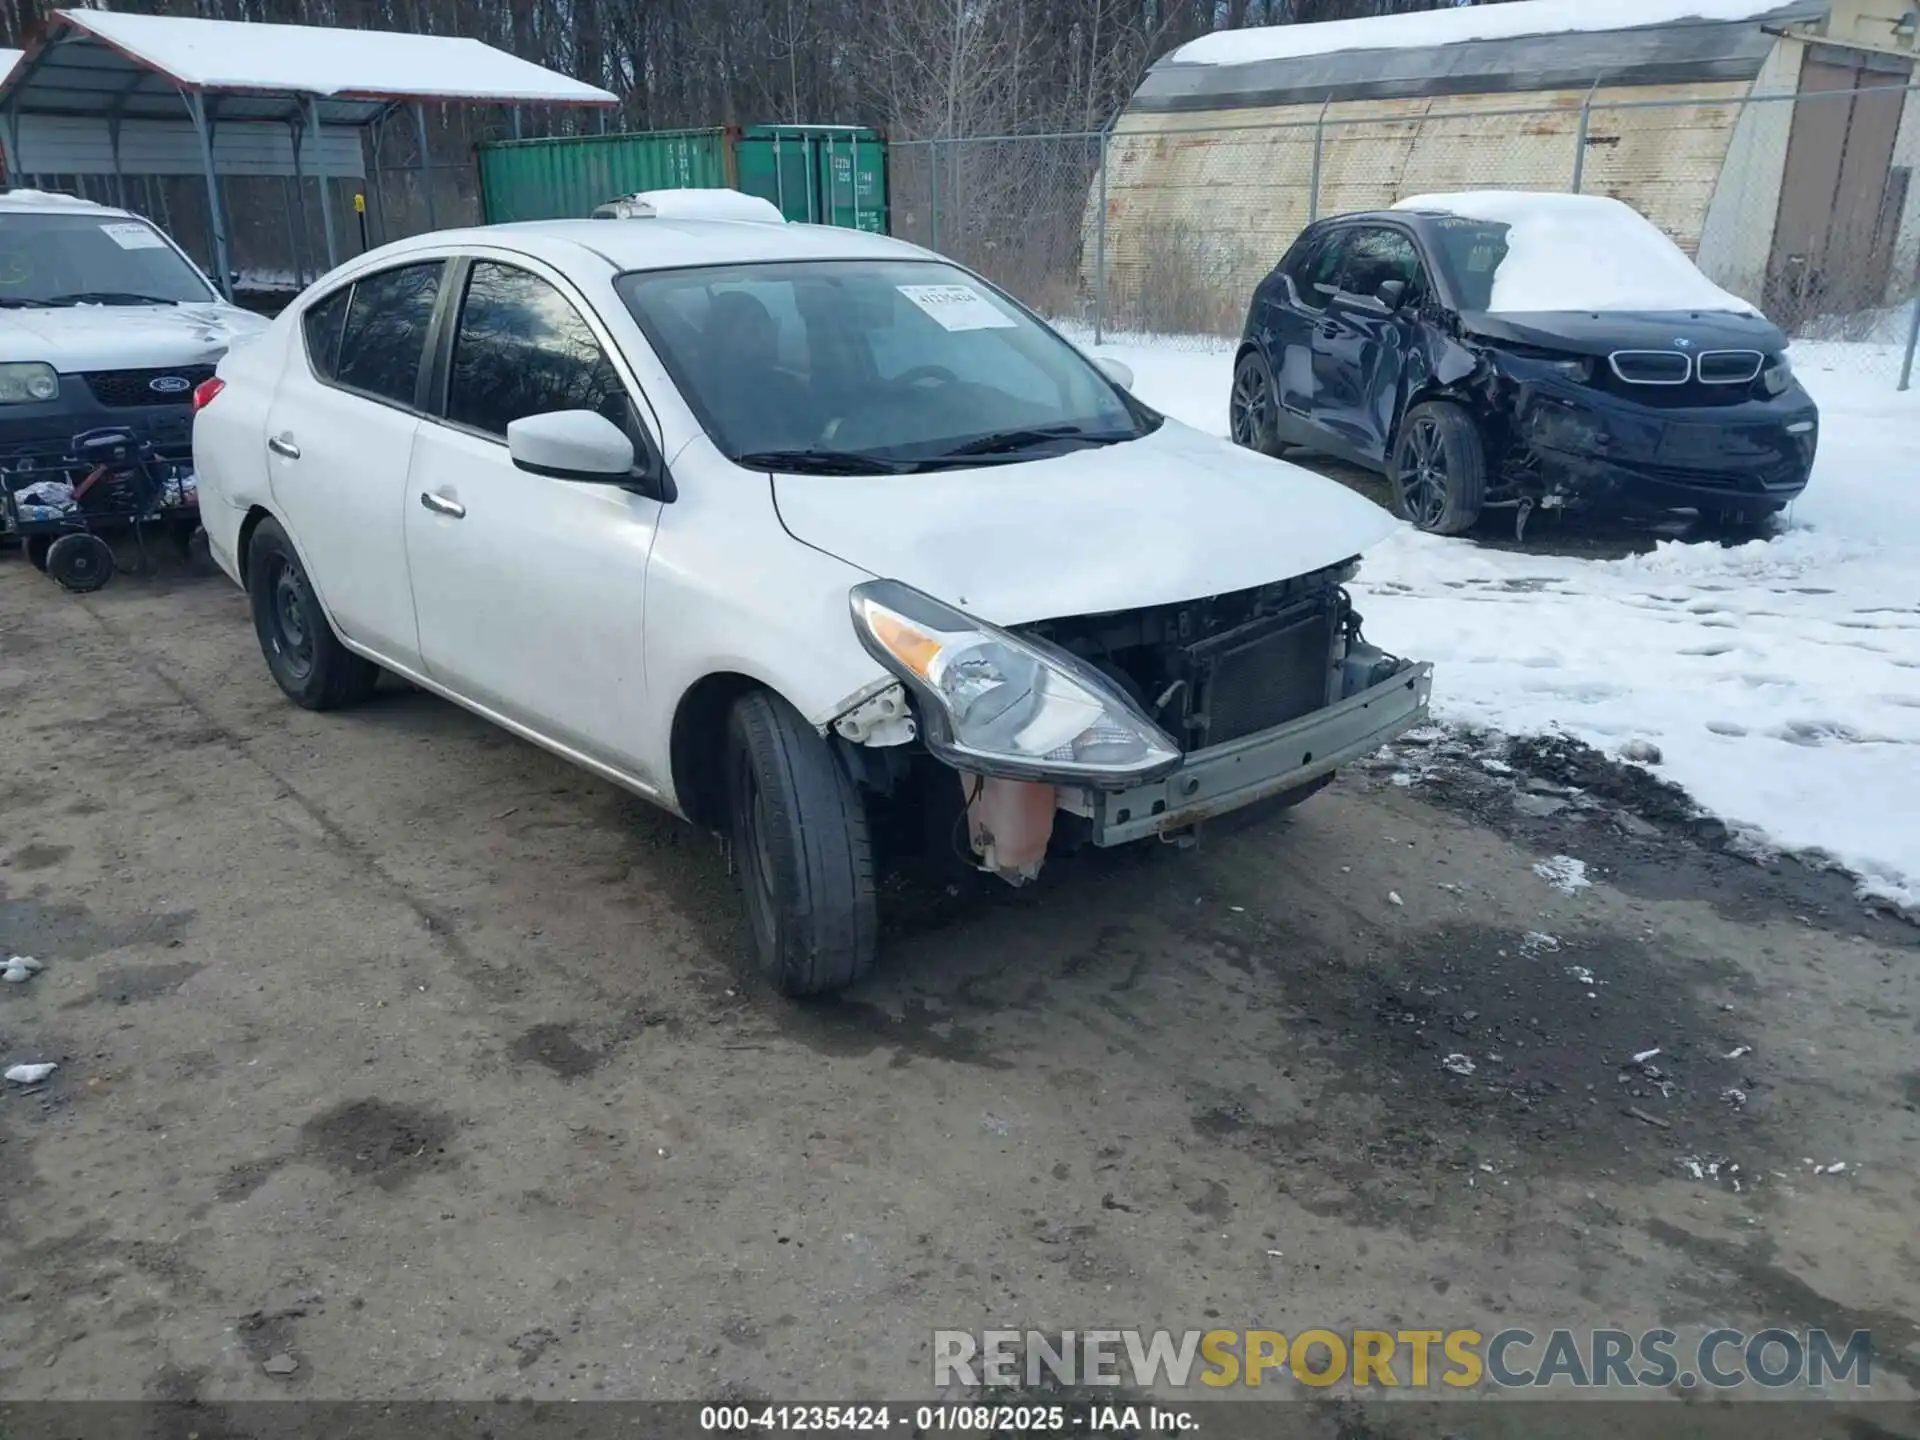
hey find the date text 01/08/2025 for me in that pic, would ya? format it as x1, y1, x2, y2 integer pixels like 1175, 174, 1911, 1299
699, 1404, 1198, 1433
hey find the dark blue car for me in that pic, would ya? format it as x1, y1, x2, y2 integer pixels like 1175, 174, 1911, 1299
1229, 197, 1820, 536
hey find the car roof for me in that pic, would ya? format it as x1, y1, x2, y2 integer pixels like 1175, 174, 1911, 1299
371, 217, 936, 274
0, 188, 137, 220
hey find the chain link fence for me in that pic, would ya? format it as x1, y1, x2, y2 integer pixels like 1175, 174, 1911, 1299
893, 82, 1920, 389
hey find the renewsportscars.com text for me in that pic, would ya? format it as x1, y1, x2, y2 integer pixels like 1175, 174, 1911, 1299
933, 1327, 1875, 1390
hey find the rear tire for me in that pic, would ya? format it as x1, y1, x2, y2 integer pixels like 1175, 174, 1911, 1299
246, 517, 380, 710
726, 690, 878, 997
25, 534, 52, 572
1390, 401, 1486, 535
1230, 350, 1287, 457
45, 532, 115, 593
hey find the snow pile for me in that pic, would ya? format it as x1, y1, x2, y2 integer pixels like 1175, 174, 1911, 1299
0, 188, 107, 212
1074, 329, 1920, 912
1393, 192, 1759, 317
56, 10, 618, 104
1164, 0, 1794, 67
594, 189, 784, 224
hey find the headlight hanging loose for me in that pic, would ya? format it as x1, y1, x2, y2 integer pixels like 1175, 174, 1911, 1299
850, 579, 1182, 787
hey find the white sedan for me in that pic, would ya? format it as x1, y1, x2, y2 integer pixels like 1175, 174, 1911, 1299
192, 197, 1430, 995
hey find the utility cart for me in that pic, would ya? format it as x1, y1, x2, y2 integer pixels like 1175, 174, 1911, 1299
1, 426, 200, 592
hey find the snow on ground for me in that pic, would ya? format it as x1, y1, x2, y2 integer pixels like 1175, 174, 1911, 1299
1073, 327, 1920, 911
1161, 0, 1792, 68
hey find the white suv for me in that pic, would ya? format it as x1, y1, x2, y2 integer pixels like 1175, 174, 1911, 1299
193, 202, 1430, 994
0, 189, 264, 457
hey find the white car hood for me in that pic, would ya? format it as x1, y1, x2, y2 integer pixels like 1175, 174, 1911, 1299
0, 302, 270, 371
772, 419, 1402, 625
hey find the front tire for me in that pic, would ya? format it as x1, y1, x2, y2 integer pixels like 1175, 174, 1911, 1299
726, 690, 878, 996
246, 517, 380, 710
1230, 350, 1287, 457
1390, 401, 1486, 535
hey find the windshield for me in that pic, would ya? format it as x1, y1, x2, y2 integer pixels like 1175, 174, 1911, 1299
1422, 218, 1512, 312
1420, 205, 1754, 316
0, 212, 217, 307
616, 259, 1157, 472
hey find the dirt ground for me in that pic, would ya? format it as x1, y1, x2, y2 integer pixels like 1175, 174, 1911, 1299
1, 550, 1916, 1411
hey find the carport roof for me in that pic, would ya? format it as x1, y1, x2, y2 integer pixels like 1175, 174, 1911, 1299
0, 8, 619, 128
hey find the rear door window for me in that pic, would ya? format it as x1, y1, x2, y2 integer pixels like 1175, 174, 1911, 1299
301, 288, 351, 381
331, 262, 443, 408
1292, 231, 1350, 312
444, 262, 629, 440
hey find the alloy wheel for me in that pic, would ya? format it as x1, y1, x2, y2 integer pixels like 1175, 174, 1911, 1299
1230, 361, 1270, 449
1399, 416, 1450, 529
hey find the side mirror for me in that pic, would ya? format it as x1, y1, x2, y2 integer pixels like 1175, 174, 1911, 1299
1094, 355, 1134, 391
1376, 279, 1409, 310
508, 410, 637, 482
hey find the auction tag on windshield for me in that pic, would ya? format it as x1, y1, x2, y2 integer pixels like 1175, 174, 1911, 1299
897, 283, 1017, 331
100, 222, 167, 250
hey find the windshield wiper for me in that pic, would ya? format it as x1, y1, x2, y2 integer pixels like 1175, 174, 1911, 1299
735, 447, 915, 476
0, 297, 55, 308
923, 423, 1134, 463
43, 291, 182, 307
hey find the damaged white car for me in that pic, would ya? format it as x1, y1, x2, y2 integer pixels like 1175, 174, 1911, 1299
192, 199, 1431, 994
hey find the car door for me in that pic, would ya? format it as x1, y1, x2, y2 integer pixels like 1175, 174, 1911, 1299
403, 256, 666, 780
1267, 228, 1349, 419
265, 260, 447, 667
1309, 225, 1424, 462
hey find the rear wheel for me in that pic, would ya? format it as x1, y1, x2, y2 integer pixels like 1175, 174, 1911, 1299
1391, 401, 1486, 535
246, 517, 380, 710
1229, 350, 1286, 457
726, 690, 877, 996
24, 534, 52, 572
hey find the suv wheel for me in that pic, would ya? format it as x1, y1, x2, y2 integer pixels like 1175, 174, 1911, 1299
246, 517, 381, 710
726, 690, 877, 996
1230, 350, 1286, 457
1391, 401, 1486, 535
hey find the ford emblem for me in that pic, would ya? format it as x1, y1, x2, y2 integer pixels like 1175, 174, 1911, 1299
149, 375, 191, 394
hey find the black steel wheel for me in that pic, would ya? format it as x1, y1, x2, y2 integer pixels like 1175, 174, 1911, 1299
1229, 350, 1286, 457
245, 516, 380, 710
45, 532, 115, 593
1390, 401, 1486, 536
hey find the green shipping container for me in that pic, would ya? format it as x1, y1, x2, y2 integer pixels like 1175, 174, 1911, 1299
734, 125, 889, 233
475, 123, 888, 233
477, 128, 736, 224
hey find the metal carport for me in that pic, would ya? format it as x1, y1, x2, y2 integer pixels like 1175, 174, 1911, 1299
0, 9, 617, 296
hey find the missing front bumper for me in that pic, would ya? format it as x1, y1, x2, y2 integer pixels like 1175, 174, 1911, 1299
1088, 662, 1433, 846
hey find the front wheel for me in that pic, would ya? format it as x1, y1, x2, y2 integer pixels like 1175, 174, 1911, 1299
246, 517, 380, 710
1390, 401, 1486, 535
1229, 350, 1287, 457
727, 690, 878, 996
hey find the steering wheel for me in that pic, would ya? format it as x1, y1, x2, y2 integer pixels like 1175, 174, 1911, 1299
890, 364, 959, 390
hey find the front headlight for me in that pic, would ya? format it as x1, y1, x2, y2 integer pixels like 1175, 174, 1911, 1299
0, 362, 59, 404
850, 578, 1181, 787
1762, 354, 1793, 396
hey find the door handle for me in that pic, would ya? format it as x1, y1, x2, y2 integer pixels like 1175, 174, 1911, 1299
419, 491, 466, 519
267, 435, 300, 459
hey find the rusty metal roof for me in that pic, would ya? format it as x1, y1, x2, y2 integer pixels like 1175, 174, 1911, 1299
1130, 0, 1829, 113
